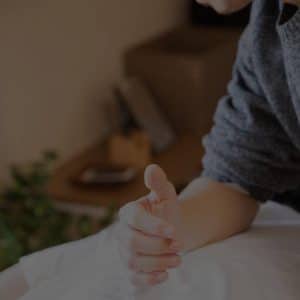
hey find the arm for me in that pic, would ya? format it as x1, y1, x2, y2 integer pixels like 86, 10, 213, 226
0, 264, 29, 300
117, 14, 299, 289
183, 7, 300, 249
188, 5, 300, 253
202, 15, 300, 201
117, 167, 258, 288
178, 177, 258, 252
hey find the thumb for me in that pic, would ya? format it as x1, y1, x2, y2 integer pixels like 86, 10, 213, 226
144, 164, 177, 203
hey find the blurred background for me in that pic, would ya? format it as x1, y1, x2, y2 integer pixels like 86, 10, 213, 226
0, 0, 251, 270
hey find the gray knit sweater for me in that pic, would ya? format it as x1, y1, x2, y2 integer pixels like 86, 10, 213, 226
202, 0, 300, 202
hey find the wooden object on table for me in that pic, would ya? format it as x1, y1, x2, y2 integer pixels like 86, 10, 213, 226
124, 25, 242, 137
47, 134, 204, 209
108, 130, 151, 169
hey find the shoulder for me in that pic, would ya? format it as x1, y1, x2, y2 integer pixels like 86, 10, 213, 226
236, 0, 280, 62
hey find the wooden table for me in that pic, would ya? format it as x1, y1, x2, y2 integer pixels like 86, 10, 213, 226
47, 134, 204, 209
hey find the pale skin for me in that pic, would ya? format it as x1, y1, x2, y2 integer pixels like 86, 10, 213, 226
195, 0, 299, 15
116, 165, 258, 288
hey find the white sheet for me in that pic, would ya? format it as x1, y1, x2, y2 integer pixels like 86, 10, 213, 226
19, 202, 300, 300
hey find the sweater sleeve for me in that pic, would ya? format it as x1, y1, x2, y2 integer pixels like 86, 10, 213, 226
277, 8, 300, 105
202, 24, 300, 202
278, 4, 298, 25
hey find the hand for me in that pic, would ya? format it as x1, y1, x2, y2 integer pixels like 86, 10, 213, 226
116, 164, 183, 288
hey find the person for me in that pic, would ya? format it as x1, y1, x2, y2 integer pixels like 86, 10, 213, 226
115, 0, 300, 289
1, 0, 300, 298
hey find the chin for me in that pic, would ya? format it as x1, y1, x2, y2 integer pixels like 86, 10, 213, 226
210, 0, 251, 15
213, 5, 236, 14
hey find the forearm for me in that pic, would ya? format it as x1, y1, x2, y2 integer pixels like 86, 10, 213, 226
178, 177, 259, 252
0, 264, 29, 300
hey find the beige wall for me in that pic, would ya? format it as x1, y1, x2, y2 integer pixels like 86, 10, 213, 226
0, 0, 186, 181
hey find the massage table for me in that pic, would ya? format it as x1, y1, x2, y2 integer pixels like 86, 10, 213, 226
2, 202, 300, 300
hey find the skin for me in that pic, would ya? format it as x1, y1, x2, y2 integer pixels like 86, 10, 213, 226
117, 165, 258, 289
195, 0, 252, 14
195, 0, 299, 15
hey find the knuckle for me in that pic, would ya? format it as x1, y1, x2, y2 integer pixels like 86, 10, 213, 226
153, 259, 163, 271
158, 240, 169, 253
148, 274, 159, 285
148, 275, 158, 286
127, 230, 139, 251
168, 256, 181, 268
150, 239, 165, 253
148, 273, 167, 286
161, 257, 175, 269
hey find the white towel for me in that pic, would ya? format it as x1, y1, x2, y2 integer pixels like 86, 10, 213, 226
20, 203, 300, 300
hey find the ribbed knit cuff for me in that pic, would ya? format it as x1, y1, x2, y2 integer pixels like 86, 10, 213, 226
201, 168, 274, 203
277, 8, 300, 41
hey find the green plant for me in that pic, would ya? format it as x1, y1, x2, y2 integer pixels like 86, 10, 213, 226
0, 151, 117, 271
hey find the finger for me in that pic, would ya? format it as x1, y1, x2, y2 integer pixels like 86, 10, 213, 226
119, 201, 175, 238
130, 271, 168, 288
119, 226, 182, 255
144, 164, 177, 203
129, 254, 181, 273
